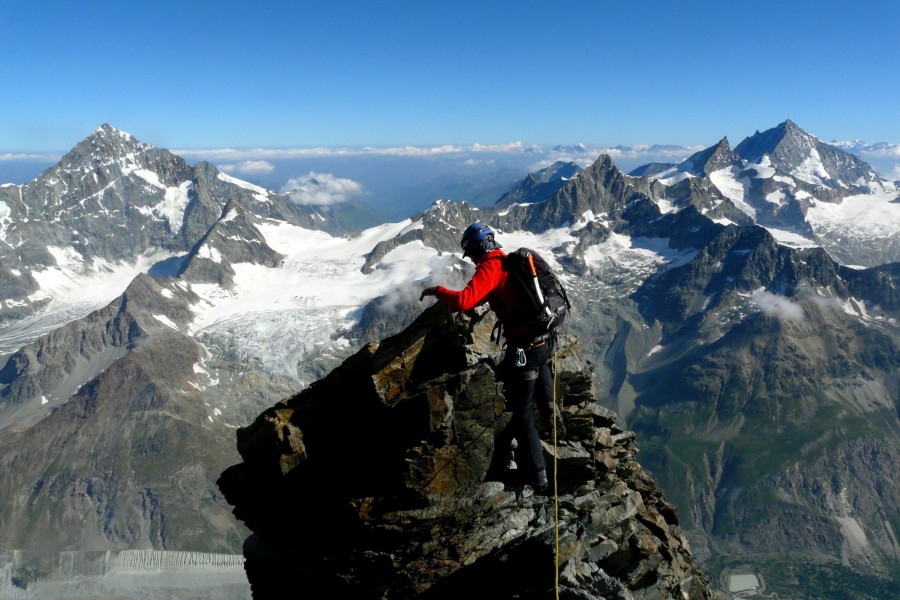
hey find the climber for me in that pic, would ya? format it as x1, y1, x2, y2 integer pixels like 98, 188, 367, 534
420, 222, 564, 491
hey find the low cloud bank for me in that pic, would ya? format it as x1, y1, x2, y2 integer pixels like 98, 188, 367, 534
220, 160, 275, 175
176, 142, 533, 162
0, 152, 59, 161
281, 172, 364, 206
175, 142, 702, 166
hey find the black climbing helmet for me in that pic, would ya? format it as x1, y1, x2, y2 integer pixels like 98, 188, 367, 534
460, 223, 500, 258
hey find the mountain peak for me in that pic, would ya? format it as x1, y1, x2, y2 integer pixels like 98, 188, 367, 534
778, 118, 812, 143
61, 124, 154, 169
677, 136, 738, 176
94, 123, 135, 140
537, 160, 581, 183
552, 143, 588, 154
734, 120, 880, 188
83, 123, 147, 150
734, 119, 814, 163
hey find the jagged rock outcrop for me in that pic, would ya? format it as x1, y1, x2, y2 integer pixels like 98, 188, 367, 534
218, 305, 718, 599
679, 138, 739, 177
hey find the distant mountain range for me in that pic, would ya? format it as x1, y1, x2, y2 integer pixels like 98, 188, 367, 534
1, 120, 898, 598
495, 160, 582, 208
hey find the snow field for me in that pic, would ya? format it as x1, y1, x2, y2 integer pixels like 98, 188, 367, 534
806, 189, 900, 240
0, 200, 10, 240
217, 171, 271, 203
185, 219, 450, 378
709, 167, 756, 218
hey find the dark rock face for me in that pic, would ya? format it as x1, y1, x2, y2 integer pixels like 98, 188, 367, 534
0, 273, 250, 552
218, 305, 718, 599
679, 138, 739, 177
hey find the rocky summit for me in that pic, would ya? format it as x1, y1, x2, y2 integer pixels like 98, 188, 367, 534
218, 304, 718, 600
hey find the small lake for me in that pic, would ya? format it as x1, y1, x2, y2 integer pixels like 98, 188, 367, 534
728, 573, 760, 592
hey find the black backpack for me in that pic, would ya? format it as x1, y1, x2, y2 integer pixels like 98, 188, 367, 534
502, 248, 571, 340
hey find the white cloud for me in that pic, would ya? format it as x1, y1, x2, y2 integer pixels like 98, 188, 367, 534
175, 142, 533, 162
859, 145, 900, 159
464, 158, 496, 167
601, 145, 705, 161
220, 160, 275, 175
751, 289, 805, 322
281, 172, 364, 206
0, 152, 58, 161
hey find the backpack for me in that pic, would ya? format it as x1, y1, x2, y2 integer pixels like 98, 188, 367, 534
501, 248, 571, 341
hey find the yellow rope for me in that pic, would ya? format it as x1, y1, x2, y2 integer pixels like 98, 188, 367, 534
553, 351, 560, 599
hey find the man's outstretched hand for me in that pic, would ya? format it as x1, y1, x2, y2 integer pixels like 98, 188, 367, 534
419, 287, 438, 301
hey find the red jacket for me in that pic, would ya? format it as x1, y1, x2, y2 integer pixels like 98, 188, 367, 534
434, 249, 530, 343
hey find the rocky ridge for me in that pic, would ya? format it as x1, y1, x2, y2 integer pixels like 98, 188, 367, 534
677, 138, 739, 177
218, 304, 718, 599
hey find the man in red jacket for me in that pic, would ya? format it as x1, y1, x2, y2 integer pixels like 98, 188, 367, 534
420, 223, 563, 491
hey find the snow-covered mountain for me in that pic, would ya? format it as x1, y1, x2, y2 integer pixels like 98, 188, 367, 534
0, 122, 898, 599
642, 120, 900, 267
0, 126, 465, 553
0, 124, 349, 340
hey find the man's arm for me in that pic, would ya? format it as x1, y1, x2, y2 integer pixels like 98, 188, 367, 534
420, 257, 503, 312
423, 256, 503, 312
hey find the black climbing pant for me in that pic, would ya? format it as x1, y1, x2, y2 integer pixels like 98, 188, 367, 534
500, 336, 556, 479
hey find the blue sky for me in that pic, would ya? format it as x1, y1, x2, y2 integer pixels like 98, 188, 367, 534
1, 0, 898, 155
